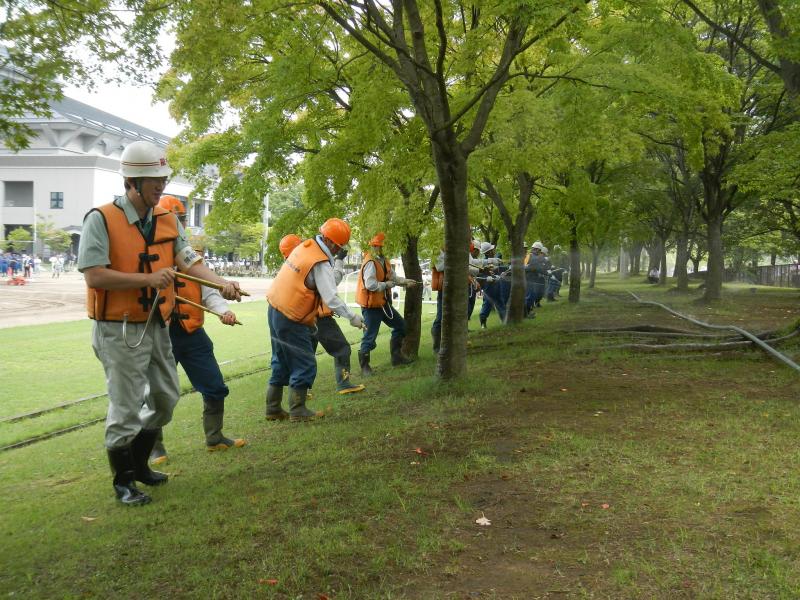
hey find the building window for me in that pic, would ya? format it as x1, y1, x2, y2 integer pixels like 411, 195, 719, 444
3, 182, 33, 207
50, 192, 64, 209
193, 202, 203, 227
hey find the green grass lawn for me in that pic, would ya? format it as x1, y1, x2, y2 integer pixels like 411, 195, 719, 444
1, 278, 799, 598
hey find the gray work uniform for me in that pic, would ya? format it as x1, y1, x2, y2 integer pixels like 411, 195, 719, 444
78, 195, 199, 449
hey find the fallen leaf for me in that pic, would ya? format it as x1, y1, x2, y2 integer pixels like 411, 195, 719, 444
410, 461, 420, 465
550, 532, 565, 539
581, 502, 589, 508
413, 447, 429, 456
560, 388, 568, 392
601, 503, 610, 509
81, 516, 97, 522
258, 578, 278, 585
318, 594, 330, 600
475, 516, 491, 526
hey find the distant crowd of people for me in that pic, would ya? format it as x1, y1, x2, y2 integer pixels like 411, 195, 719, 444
0, 251, 76, 278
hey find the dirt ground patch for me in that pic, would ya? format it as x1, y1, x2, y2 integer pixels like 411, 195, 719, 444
403, 296, 800, 599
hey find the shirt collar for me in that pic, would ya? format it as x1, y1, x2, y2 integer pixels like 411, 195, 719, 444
314, 235, 335, 265
116, 193, 152, 227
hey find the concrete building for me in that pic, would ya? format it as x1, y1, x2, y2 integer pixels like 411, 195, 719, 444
0, 68, 210, 257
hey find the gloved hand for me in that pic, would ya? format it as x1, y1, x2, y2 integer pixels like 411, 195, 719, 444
349, 314, 364, 329
336, 246, 348, 260
404, 279, 417, 288
486, 276, 496, 283
384, 281, 396, 290
488, 257, 501, 265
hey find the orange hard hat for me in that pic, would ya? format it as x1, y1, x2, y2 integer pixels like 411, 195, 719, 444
369, 232, 386, 247
319, 218, 351, 246
158, 195, 186, 215
279, 234, 302, 259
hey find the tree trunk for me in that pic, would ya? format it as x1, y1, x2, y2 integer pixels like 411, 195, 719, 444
631, 242, 644, 275
619, 244, 630, 279
770, 252, 777, 266
646, 241, 662, 274
589, 247, 599, 288
659, 247, 668, 285
401, 234, 422, 359
673, 231, 691, 291
704, 212, 724, 301
506, 230, 527, 324
434, 145, 469, 379
568, 226, 581, 303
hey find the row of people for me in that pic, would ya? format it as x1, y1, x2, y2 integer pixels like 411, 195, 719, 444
430, 239, 566, 349
78, 139, 422, 507
264, 230, 417, 421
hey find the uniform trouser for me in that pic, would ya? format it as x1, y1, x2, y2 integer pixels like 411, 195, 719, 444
467, 286, 477, 320
92, 320, 179, 449
432, 291, 443, 328
313, 316, 351, 362
268, 305, 317, 389
169, 321, 229, 403
360, 306, 405, 353
546, 276, 562, 298
525, 277, 545, 312
479, 281, 507, 322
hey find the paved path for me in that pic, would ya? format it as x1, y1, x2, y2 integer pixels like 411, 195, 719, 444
0, 272, 275, 329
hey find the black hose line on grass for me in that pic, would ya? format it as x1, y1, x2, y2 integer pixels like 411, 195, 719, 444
627, 292, 800, 374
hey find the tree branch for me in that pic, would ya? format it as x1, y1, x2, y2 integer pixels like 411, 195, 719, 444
680, 0, 782, 76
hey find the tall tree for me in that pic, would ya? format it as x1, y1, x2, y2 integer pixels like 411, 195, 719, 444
154, 0, 593, 378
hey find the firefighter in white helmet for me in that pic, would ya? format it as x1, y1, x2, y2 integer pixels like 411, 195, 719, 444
78, 141, 242, 506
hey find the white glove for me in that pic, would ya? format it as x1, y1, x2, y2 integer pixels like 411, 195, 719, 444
349, 314, 364, 329
486, 276, 496, 283
384, 281, 396, 290
404, 279, 417, 288
488, 257, 501, 265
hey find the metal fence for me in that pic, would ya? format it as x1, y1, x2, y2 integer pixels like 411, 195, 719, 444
729, 263, 800, 288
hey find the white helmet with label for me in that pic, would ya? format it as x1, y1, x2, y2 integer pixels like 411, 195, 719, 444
119, 141, 172, 178
479, 241, 495, 255
531, 241, 544, 251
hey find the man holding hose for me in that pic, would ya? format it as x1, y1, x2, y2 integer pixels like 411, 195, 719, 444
79, 141, 241, 507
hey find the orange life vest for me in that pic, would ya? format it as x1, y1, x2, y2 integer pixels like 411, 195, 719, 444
174, 278, 204, 333
318, 302, 333, 318
266, 238, 329, 325
86, 202, 177, 323
432, 268, 443, 292
356, 253, 391, 308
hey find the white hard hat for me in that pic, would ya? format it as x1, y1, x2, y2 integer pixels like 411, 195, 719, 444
471, 239, 481, 250
541, 246, 549, 254
479, 241, 495, 254
531, 241, 544, 251
119, 141, 172, 178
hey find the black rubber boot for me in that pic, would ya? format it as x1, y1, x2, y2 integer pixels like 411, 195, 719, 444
334, 356, 365, 395
131, 429, 168, 486
107, 446, 151, 506
203, 398, 246, 450
358, 351, 373, 377
479, 317, 487, 329
431, 325, 441, 353
390, 337, 413, 366
149, 428, 168, 466
265, 385, 289, 421
288, 387, 324, 422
